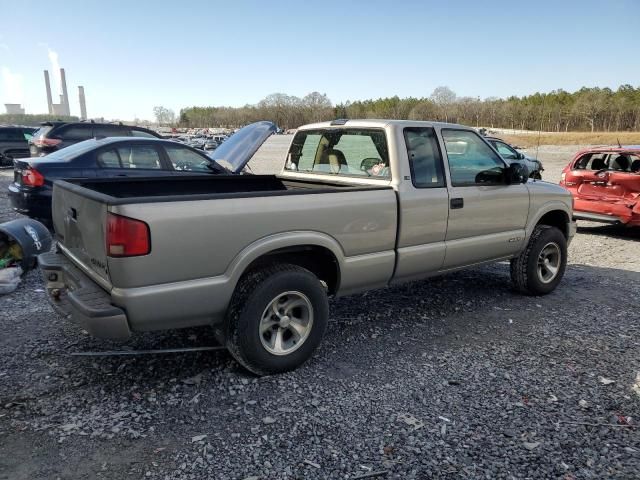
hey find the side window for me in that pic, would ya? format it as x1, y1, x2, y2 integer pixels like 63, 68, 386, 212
442, 129, 506, 186
57, 125, 93, 141
493, 141, 518, 159
0, 128, 25, 141
131, 129, 158, 138
403, 127, 445, 188
97, 149, 122, 168
22, 129, 34, 141
94, 126, 130, 137
165, 145, 210, 172
575, 153, 606, 170
117, 145, 162, 169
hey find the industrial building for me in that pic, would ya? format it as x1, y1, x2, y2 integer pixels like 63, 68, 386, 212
43, 68, 87, 118
44, 68, 70, 116
4, 104, 25, 114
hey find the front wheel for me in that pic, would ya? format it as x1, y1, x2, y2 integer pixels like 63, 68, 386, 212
510, 225, 567, 295
224, 264, 329, 375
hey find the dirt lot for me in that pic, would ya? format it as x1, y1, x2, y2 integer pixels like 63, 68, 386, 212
0, 138, 638, 479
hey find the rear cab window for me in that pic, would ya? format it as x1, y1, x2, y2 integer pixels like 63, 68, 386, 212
285, 128, 390, 178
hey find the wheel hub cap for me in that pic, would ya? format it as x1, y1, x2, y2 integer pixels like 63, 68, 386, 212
537, 242, 561, 284
260, 291, 314, 356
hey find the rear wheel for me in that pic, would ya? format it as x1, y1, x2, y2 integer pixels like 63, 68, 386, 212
510, 225, 567, 295
224, 264, 328, 375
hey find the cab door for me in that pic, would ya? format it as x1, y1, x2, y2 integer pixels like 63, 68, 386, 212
440, 128, 529, 269
392, 126, 449, 283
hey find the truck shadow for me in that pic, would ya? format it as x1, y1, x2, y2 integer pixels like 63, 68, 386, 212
576, 223, 640, 241
40, 261, 640, 384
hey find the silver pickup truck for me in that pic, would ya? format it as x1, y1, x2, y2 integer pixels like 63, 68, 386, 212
39, 119, 576, 375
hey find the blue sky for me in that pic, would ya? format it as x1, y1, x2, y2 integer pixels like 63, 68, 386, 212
1, 0, 639, 121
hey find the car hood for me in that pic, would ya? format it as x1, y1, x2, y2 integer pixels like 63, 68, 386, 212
208, 121, 276, 173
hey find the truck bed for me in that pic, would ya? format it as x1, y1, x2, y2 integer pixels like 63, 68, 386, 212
56, 175, 388, 204
52, 174, 398, 303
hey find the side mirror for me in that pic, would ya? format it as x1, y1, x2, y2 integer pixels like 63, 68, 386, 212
517, 152, 525, 160
507, 163, 529, 184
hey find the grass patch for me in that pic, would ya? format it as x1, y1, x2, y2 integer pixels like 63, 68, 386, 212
496, 131, 640, 148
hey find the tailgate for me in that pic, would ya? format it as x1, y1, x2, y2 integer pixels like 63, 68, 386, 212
52, 182, 111, 285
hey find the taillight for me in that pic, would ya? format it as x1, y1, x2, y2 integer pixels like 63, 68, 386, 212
32, 138, 62, 148
106, 212, 151, 257
21, 167, 45, 187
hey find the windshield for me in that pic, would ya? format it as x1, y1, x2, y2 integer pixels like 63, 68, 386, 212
285, 128, 390, 178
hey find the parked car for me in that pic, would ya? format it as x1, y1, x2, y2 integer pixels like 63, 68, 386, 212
9, 137, 226, 225
39, 120, 575, 375
484, 137, 544, 179
187, 137, 206, 150
203, 139, 219, 151
559, 146, 640, 226
0, 126, 36, 167
28, 121, 162, 157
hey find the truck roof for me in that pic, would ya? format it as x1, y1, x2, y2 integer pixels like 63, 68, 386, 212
298, 119, 473, 130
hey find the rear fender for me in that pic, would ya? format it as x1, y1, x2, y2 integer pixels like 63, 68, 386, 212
225, 231, 346, 290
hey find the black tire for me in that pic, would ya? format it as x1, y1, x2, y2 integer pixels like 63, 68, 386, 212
510, 225, 567, 295
224, 263, 328, 375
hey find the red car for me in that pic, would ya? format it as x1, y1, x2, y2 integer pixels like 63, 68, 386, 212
560, 146, 640, 226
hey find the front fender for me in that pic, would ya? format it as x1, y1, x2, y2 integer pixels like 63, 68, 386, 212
526, 200, 573, 240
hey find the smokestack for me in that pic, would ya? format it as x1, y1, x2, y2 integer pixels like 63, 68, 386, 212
44, 70, 53, 114
78, 86, 87, 120
60, 68, 70, 116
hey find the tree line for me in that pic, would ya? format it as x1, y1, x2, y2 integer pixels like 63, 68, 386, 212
177, 85, 640, 132
0, 113, 79, 126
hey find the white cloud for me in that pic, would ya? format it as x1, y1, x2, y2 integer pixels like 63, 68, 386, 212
38, 43, 62, 95
1, 66, 24, 104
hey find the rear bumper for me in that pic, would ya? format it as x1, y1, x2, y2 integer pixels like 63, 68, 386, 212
8, 184, 52, 222
38, 251, 131, 339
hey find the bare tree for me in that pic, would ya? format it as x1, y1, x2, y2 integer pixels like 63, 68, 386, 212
153, 106, 175, 126
430, 86, 457, 122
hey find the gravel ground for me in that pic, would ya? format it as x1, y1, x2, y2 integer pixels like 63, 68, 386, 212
0, 140, 638, 480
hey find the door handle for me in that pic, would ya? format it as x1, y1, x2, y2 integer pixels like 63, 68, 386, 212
450, 198, 464, 209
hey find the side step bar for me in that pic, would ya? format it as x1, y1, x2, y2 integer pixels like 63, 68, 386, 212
573, 211, 623, 224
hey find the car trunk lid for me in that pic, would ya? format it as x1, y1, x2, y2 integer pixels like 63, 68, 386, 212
208, 121, 276, 173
